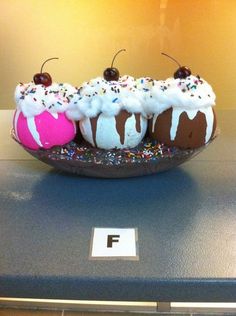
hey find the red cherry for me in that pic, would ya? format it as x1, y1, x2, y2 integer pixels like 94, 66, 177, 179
103, 68, 119, 81
174, 66, 191, 79
161, 52, 191, 79
33, 72, 52, 87
103, 49, 126, 81
33, 57, 59, 86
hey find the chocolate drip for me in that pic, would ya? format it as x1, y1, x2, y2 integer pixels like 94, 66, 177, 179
134, 113, 141, 133
115, 110, 132, 145
75, 121, 84, 143
148, 108, 212, 149
175, 111, 207, 148
90, 116, 99, 147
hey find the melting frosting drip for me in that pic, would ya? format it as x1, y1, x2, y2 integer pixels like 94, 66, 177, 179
90, 116, 99, 147
152, 114, 158, 133
14, 109, 21, 141
115, 111, 132, 145
170, 108, 199, 141
201, 107, 214, 143
134, 113, 141, 133
152, 106, 215, 144
50, 112, 59, 119
27, 117, 43, 147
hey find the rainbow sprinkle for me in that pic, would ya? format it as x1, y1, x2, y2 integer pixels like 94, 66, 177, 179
41, 138, 184, 166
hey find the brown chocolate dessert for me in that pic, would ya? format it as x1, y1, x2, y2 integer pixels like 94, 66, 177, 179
149, 107, 217, 149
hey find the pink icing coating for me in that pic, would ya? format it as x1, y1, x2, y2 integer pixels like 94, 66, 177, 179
14, 111, 76, 150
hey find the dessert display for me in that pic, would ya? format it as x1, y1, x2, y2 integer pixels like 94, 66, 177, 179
67, 50, 147, 149
12, 53, 218, 177
13, 58, 77, 150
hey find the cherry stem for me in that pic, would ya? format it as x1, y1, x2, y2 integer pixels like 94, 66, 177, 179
161, 52, 181, 67
40, 57, 59, 73
111, 49, 126, 68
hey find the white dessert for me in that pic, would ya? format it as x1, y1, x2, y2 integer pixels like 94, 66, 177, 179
67, 76, 147, 149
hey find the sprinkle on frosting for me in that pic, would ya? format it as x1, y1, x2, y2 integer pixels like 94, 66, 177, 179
15, 82, 78, 118
66, 74, 215, 121
66, 76, 146, 120
15, 75, 216, 120
141, 75, 216, 116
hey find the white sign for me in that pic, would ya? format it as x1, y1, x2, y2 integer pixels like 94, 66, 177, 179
90, 228, 138, 260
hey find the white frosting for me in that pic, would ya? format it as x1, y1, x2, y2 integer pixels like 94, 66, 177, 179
15, 82, 78, 118
14, 109, 21, 141
202, 107, 215, 143
80, 113, 147, 149
27, 117, 43, 147
139, 75, 216, 116
67, 75, 216, 121
80, 117, 95, 146
66, 76, 146, 120
170, 108, 185, 141
50, 112, 59, 119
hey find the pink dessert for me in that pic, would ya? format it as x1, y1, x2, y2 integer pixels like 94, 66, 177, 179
13, 58, 77, 150
13, 110, 76, 150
